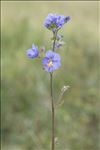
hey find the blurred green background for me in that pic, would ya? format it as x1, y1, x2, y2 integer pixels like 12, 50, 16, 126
1, 1, 100, 150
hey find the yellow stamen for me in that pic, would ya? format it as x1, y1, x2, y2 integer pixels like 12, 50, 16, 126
47, 60, 53, 67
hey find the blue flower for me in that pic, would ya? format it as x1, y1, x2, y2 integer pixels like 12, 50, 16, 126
42, 50, 61, 72
55, 41, 65, 49
26, 44, 39, 58
44, 13, 70, 31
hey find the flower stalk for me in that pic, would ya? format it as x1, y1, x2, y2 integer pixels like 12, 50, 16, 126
52, 30, 57, 52
50, 72, 55, 150
50, 30, 58, 150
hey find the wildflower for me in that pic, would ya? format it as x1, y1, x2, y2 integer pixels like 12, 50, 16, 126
44, 13, 70, 31
26, 44, 39, 58
42, 50, 61, 72
53, 40, 65, 49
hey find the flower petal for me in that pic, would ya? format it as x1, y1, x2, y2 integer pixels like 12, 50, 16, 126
53, 53, 61, 61
64, 16, 71, 23
26, 49, 35, 58
53, 61, 61, 70
45, 66, 54, 72
45, 50, 54, 58
42, 57, 48, 66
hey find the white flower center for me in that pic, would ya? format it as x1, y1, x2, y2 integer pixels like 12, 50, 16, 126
47, 60, 53, 67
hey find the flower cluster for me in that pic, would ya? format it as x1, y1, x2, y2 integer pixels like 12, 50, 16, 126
44, 13, 70, 31
26, 13, 70, 72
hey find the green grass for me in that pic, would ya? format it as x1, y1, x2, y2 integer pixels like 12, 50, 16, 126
1, 1, 99, 150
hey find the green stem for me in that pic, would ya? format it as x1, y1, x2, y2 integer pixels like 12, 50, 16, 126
50, 30, 57, 150
50, 72, 55, 150
52, 31, 57, 52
